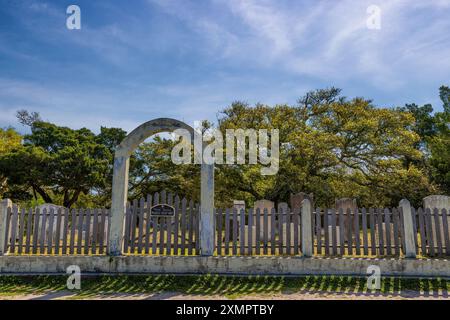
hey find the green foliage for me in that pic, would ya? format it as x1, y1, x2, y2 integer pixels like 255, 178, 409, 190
0, 86, 448, 209
216, 89, 432, 207
0, 122, 110, 207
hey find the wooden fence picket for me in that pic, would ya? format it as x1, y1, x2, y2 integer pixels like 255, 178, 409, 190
385, 208, 392, 256
361, 208, 368, 255
377, 208, 384, 256
425, 208, 434, 256
346, 208, 353, 255
339, 208, 345, 256
354, 208, 360, 255
62, 208, 69, 254
392, 208, 400, 256
25, 208, 33, 254
225, 208, 230, 255
55, 208, 62, 254
40, 208, 47, 254
18, 208, 26, 254
294, 207, 300, 255
433, 208, 443, 256
10, 206, 18, 254
248, 208, 253, 255
441, 209, 450, 256
270, 208, 276, 254
315, 208, 321, 255
232, 208, 238, 255
47, 208, 55, 255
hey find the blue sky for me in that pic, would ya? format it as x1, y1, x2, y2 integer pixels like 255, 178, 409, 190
0, 0, 449, 133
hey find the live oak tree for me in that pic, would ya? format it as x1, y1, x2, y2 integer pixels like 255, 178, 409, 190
0, 127, 22, 196
216, 88, 432, 207
0, 122, 110, 208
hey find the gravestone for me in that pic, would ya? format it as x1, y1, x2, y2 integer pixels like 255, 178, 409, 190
335, 198, 358, 242
423, 195, 450, 245
290, 193, 313, 213
254, 200, 274, 239
37, 204, 66, 241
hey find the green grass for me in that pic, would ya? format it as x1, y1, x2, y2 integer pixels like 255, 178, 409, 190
0, 275, 448, 299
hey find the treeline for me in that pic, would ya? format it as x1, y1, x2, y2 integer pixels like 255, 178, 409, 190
0, 87, 448, 209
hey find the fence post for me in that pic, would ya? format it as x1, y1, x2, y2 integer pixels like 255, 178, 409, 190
399, 199, 416, 258
301, 198, 313, 257
0, 199, 12, 255
200, 162, 215, 256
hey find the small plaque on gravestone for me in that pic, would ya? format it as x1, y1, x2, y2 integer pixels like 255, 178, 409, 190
150, 204, 175, 217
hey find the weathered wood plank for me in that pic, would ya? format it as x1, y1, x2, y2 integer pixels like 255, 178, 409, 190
441, 209, 450, 256
195, 203, 200, 254
217, 209, 222, 255
277, 208, 283, 254
361, 208, 368, 255
39, 208, 47, 254
377, 208, 384, 256
123, 202, 131, 254
331, 208, 337, 256
32, 208, 40, 254
166, 194, 173, 255
84, 209, 91, 254
10, 206, 19, 254
385, 208, 392, 256
152, 194, 160, 255
392, 208, 400, 256
417, 208, 426, 256
369, 208, 376, 256
255, 208, 260, 255
248, 208, 253, 255
315, 208, 321, 255
170, 195, 177, 255
346, 208, 353, 255
425, 208, 435, 256
47, 208, 55, 254
98, 209, 107, 254
263, 208, 268, 255
354, 208, 360, 255
130, 199, 138, 254
137, 198, 145, 254
91, 209, 99, 254
225, 208, 231, 255
188, 200, 195, 255
232, 208, 238, 255
18, 208, 26, 254
293, 207, 300, 255
62, 208, 69, 254
339, 208, 345, 256
286, 209, 292, 255
4, 206, 11, 254
25, 208, 33, 254
270, 207, 276, 254
411, 207, 418, 253
323, 209, 329, 256
240, 208, 245, 255
76, 209, 84, 254
433, 208, 443, 256
54, 208, 62, 255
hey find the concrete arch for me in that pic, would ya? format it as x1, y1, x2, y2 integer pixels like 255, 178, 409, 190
108, 118, 214, 256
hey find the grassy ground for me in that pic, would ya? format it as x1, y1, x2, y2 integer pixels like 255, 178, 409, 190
0, 275, 448, 299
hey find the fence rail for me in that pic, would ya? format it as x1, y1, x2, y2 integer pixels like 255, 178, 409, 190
1, 198, 449, 258
215, 207, 449, 257
3, 206, 109, 255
